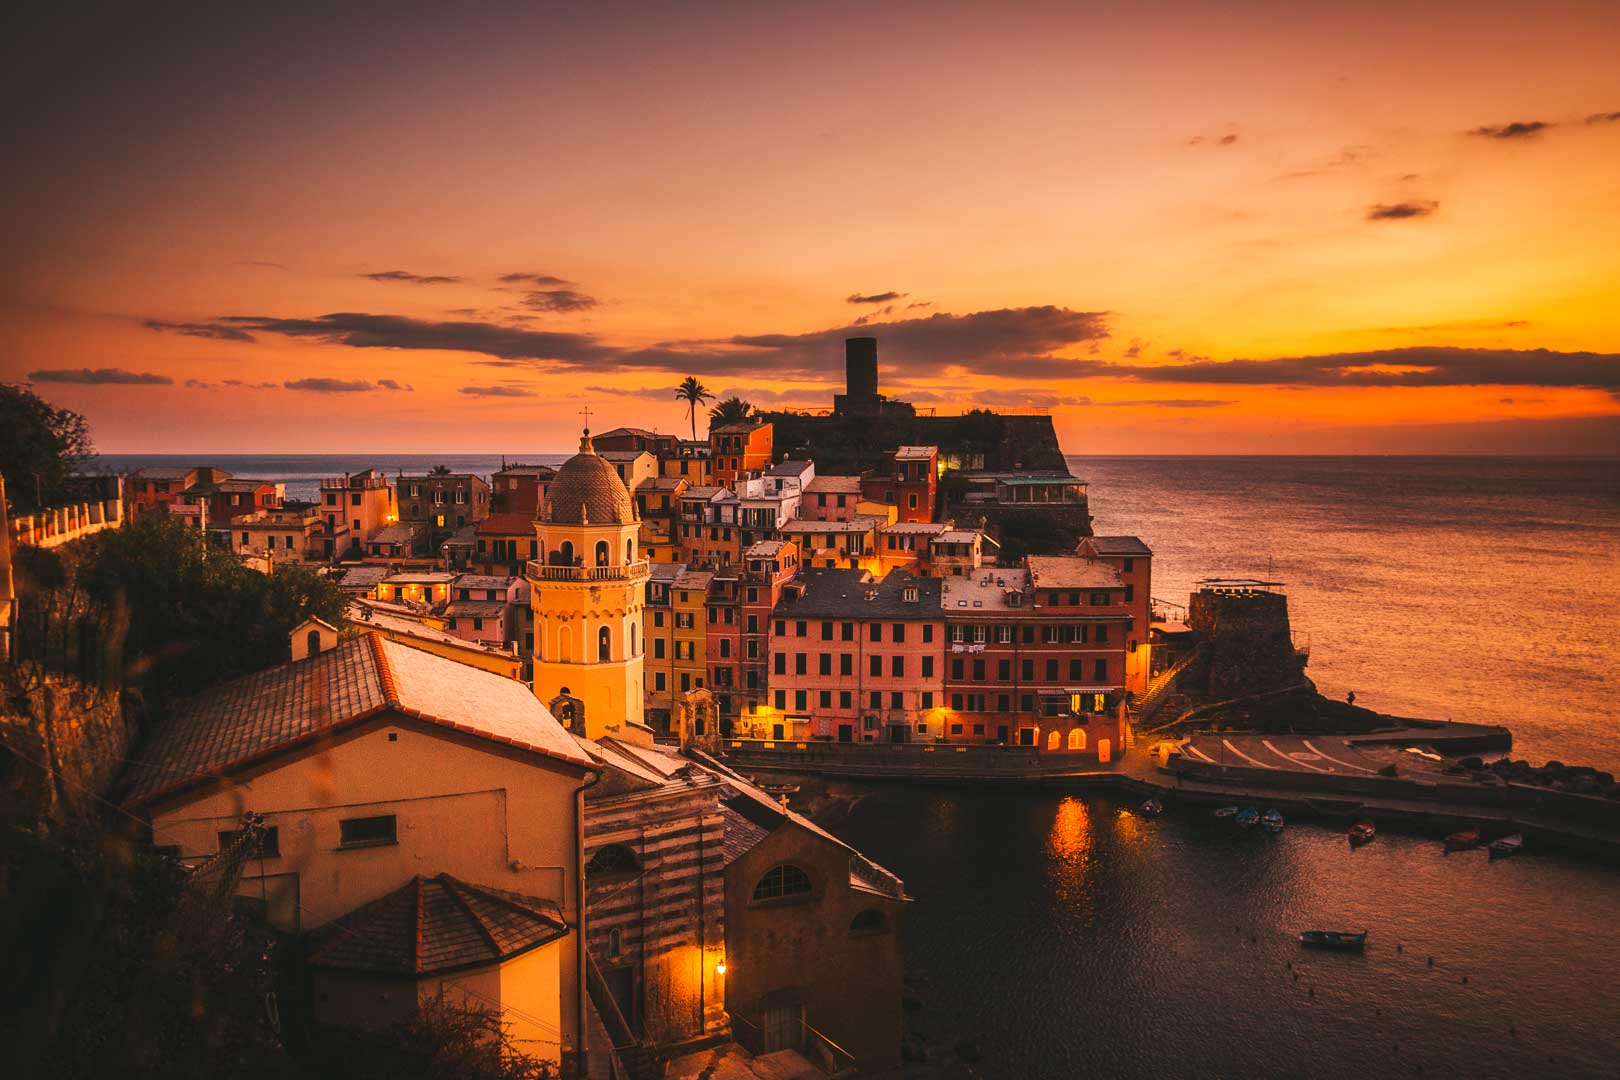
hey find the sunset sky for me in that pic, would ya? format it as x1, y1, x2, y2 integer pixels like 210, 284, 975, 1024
4, 2, 1619, 454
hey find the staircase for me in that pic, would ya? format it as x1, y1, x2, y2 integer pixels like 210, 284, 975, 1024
1130, 643, 1206, 729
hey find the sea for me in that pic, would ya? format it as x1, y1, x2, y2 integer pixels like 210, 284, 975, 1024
100, 453, 1620, 1077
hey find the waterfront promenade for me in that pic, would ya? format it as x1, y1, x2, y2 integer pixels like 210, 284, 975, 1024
718, 721, 1620, 858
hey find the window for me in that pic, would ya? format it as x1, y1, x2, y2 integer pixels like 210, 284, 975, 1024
775, 690, 787, 710
839, 690, 852, 708
795, 620, 807, 637
821, 620, 833, 640
1096, 625, 1109, 643
869, 655, 882, 677
819, 653, 832, 675
218, 826, 280, 858
868, 623, 881, 642
598, 626, 612, 661
774, 653, 786, 675
795, 653, 807, 675
922, 624, 934, 643
1045, 659, 1059, 681
997, 659, 1011, 681
972, 659, 985, 681
920, 690, 934, 709
850, 909, 889, 935
891, 656, 904, 677
794, 689, 807, 711
892, 623, 906, 643
655, 638, 666, 659
1094, 659, 1108, 681
339, 815, 397, 848
841, 622, 854, 641
1123, 557, 1134, 572
1070, 660, 1083, 681
654, 672, 666, 690
950, 658, 964, 680
1124, 584, 1135, 602
890, 691, 903, 709
586, 843, 640, 878
922, 656, 934, 678
840, 653, 853, 676
819, 690, 832, 708
869, 691, 881, 710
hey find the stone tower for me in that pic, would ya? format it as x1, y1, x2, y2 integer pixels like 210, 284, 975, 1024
529, 429, 651, 743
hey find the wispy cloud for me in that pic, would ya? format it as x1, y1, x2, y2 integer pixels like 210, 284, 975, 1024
237, 260, 290, 271
522, 288, 598, 312
1468, 120, 1551, 140
1586, 110, 1620, 125
29, 367, 173, 385
1187, 131, 1239, 147
284, 377, 378, 392
460, 385, 536, 397
143, 319, 255, 342
376, 378, 412, 391
847, 291, 905, 305
362, 270, 462, 285
1366, 200, 1439, 221
498, 272, 571, 286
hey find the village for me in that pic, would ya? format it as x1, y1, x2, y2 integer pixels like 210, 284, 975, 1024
1, 340, 1163, 1080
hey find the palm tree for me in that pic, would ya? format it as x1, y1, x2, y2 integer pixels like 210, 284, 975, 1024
708, 396, 755, 426
429, 464, 452, 476
673, 376, 713, 441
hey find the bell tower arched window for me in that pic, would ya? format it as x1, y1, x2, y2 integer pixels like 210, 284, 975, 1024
595, 540, 609, 566
598, 625, 612, 661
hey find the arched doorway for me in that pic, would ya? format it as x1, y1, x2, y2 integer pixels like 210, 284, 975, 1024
1046, 729, 1060, 751
595, 540, 609, 566
559, 540, 574, 566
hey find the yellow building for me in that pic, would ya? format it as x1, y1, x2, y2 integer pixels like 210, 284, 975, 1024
121, 632, 596, 1067
671, 567, 711, 699
529, 430, 652, 743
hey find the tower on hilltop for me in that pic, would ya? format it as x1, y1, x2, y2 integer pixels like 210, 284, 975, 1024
529, 428, 651, 743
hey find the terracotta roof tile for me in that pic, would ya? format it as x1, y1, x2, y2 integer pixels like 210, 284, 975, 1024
306, 874, 568, 975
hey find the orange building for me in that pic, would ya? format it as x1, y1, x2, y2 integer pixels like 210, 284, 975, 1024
861, 446, 937, 523
1077, 535, 1153, 696
709, 421, 773, 489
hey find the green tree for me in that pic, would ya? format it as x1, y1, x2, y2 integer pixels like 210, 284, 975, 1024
308, 994, 557, 1080
0, 383, 96, 512
69, 513, 347, 697
430, 464, 452, 476
707, 396, 755, 426
673, 376, 713, 441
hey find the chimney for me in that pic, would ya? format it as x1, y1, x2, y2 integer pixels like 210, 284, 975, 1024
845, 337, 879, 400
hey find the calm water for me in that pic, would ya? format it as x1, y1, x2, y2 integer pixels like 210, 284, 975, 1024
836, 787, 1620, 1080
1073, 456, 1620, 773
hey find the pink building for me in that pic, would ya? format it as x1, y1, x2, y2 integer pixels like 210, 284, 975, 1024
800, 475, 865, 522
764, 569, 943, 743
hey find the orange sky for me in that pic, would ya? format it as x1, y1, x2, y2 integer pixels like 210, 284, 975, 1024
3, 2, 1618, 453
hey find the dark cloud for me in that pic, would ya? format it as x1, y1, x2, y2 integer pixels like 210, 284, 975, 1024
184, 378, 213, 389
174, 306, 1110, 382
1468, 121, 1551, 140
238, 260, 290, 271
143, 318, 255, 342
284, 377, 375, 392
29, 367, 173, 385
1187, 132, 1239, 147
498, 273, 571, 285
376, 378, 412, 391
1586, 111, 1620, 125
460, 385, 536, 397
905, 301, 932, 310
522, 288, 598, 312
847, 291, 905, 305
363, 270, 462, 285
1063, 346, 1620, 394
1366, 200, 1439, 221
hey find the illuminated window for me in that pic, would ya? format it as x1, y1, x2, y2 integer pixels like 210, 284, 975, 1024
1047, 730, 1061, 750
752, 864, 812, 902
1068, 728, 1086, 751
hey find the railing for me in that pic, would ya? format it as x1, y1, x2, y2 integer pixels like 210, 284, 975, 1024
1131, 642, 1207, 728
8, 498, 124, 550
731, 1011, 859, 1076
525, 559, 649, 582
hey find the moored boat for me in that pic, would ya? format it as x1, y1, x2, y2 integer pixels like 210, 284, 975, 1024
1489, 833, 1524, 858
1214, 806, 1239, 818
1299, 930, 1368, 951
1261, 809, 1285, 834
1140, 798, 1164, 818
1444, 829, 1481, 852
1234, 808, 1259, 829
1348, 821, 1376, 846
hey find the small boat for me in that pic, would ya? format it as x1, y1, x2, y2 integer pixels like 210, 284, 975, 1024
1299, 930, 1368, 951
760, 783, 800, 796
1213, 806, 1239, 819
1234, 808, 1260, 829
1261, 809, 1285, 834
1348, 821, 1376, 846
1444, 829, 1481, 852
1489, 834, 1524, 858
1139, 798, 1164, 818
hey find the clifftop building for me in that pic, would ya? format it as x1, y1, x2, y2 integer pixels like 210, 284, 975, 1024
832, 337, 915, 419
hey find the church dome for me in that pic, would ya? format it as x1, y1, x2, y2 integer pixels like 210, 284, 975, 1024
544, 430, 637, 525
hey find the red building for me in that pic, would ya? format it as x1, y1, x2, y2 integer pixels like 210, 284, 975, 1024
861, 445, 937, 523
490, 463, 554, 516
706, 567, 742, 719
736, 540, 800, 720
1077, 535, 1153, 696
764, 569, 943, 744
939, 557, 1130, 760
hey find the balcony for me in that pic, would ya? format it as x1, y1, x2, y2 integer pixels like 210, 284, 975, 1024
526, 559, 650, 583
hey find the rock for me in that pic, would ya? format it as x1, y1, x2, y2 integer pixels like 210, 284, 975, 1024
1460, 756, 1484, 770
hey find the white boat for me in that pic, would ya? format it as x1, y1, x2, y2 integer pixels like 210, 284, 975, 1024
1214, 806, 1239, 818
1489, 834, 1524, 858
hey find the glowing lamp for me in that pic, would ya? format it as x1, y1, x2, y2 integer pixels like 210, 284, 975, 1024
715, 960, 727, 975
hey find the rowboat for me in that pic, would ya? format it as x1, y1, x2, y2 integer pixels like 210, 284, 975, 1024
1140, 798, 1164, 818
1261, 809, 1285, 834
1234, 808, 1259, 829
1213, 806, 1239, 818
1347, 821, 1376, 846
1299, 930, 1368, 951
1489, 834, 1524, 858
1444, 829, 1481, 852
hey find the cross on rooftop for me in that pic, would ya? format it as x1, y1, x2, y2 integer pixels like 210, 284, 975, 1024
580, 405, 592, 433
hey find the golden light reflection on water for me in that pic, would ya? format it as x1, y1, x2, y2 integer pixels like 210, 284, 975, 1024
1047, 796, 1092, 861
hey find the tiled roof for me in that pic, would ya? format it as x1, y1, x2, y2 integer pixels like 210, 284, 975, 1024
454, 574, 517, 591
719, 804, 772, 867
774, 568, 942, 619
122, 633, 589, 807
129, 466, 197, 480
804, 475, 863, 493
477, 513, 535, 535
1026, 556, 1124, 591
368, 522, 420, 544
1086, 535, 1153, 556
892, 446, 937, 460
305, 874, 567, 976
545, 433, 637, 525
